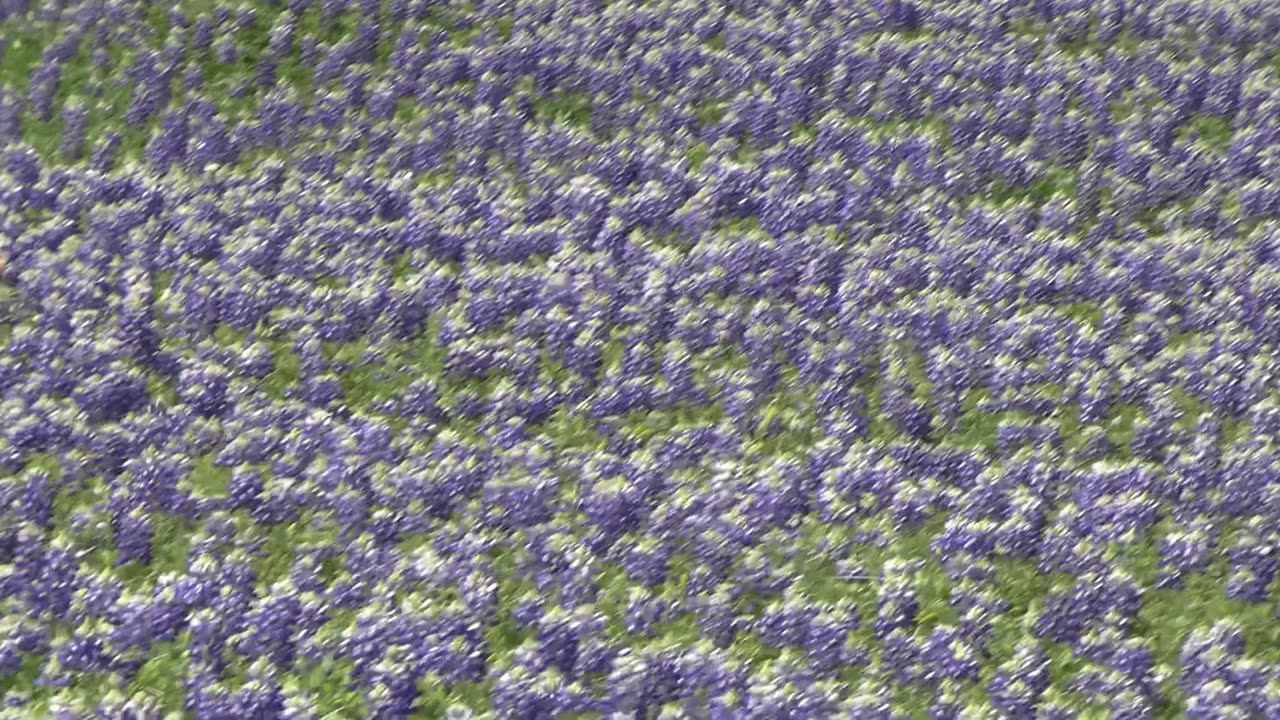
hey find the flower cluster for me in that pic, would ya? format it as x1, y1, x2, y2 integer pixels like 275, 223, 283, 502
2, 0, 1280, 716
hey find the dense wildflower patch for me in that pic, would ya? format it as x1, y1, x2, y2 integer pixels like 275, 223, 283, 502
3, 0, 1280, 716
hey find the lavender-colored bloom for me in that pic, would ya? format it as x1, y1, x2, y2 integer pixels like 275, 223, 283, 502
5, 2, 1280, 714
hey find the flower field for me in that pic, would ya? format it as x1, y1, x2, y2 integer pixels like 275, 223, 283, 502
3, 0, 1280, 716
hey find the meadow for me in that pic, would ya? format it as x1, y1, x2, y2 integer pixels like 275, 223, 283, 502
2, 0, 1280, 717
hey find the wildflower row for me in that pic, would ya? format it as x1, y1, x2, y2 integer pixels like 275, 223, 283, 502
2, 0, 1280, 717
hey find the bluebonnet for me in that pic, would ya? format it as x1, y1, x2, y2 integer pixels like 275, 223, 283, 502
5, 0, 1280, 714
